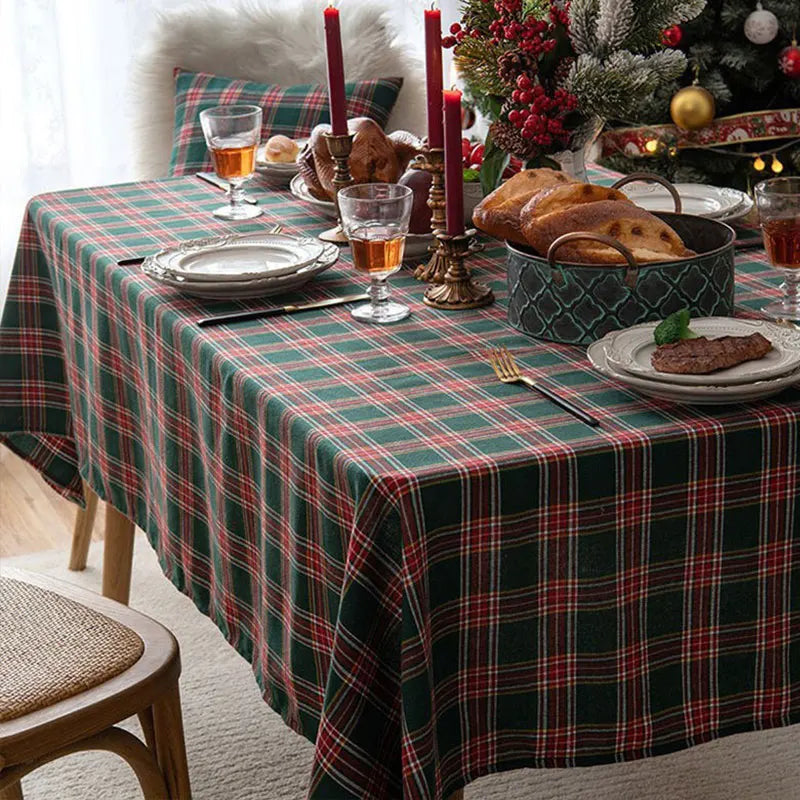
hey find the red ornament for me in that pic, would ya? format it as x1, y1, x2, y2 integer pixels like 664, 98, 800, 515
661, 25, 683, 47
779, 41, 800, 78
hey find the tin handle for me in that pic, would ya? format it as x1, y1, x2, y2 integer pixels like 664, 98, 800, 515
610, 172, 682, 214
546, 232, 640, 288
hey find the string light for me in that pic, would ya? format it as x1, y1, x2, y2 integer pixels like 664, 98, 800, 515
772, 154, 784, 173
645, 138, 660, 154
668, 146, 678, 157
753, 155, 766, 171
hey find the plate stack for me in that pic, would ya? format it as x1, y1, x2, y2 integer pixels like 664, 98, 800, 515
587, 317, 800, 405
621, 183, 754, 224
142, 232, 339, 299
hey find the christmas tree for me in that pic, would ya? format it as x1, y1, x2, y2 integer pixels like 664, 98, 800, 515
599, 0, 800, 190
446, 0, 704, 192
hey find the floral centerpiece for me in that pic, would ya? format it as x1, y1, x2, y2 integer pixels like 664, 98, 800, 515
443, 0, 706, 193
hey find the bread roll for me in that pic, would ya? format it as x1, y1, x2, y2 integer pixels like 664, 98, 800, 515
472, 168, 577, 244
521, 200, 694, 264
264, 135, 299, 163
521, 183, 632, 219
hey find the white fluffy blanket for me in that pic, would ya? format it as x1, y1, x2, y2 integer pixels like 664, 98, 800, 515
129, 0, 426, 179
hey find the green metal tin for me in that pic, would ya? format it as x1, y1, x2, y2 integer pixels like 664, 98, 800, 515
506, 212, 736, 346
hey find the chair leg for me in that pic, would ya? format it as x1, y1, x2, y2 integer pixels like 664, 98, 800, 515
101, 504, 135, 605
138, 707, 157, 752
0, 781, 23, 800
152, 681, 191, 799
68, 483, 99, 571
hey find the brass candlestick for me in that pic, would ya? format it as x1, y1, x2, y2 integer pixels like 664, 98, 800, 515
411, 147, 447, 283
319, 131, 355, 244
423, 228, 494, 310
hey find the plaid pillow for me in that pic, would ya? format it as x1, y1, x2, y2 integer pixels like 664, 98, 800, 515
169, 69, 403, 176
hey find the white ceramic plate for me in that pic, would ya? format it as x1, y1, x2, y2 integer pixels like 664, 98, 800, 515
143, 241, 339, 299
255, 138, 306, 169
605, 317, 800, 386
621, 183, 752, 220
149, 233, 325, 283
289, 174, 337, 219
587, 337, 800, 405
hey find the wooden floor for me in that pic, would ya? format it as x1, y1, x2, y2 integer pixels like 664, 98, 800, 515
0, 447, 105, 557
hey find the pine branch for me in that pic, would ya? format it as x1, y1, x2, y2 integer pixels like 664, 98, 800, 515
454, 37, 512, 98
567, 50, 686, 119
595, 0, 635, 54
568, 0, 599, 55
621, 0, 706, 53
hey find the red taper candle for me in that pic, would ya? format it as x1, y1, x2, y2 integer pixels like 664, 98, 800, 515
324, 4, 347, 136
443, 89, 464, 235
424, 7, 444, 149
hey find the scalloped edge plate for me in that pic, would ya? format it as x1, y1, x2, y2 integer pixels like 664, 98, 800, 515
605, 317, 800, 386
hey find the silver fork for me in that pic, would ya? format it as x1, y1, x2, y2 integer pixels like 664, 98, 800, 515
117, 224, 283, 266
488, 346, 600, 428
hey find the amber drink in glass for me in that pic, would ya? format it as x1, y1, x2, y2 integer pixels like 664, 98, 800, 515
755, 177, 800, 319
338, 184, 413, 324
199, 105, 262, 220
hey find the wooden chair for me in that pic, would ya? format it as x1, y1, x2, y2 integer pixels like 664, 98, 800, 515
67, 481, 99, 572
0, 570, 191, 799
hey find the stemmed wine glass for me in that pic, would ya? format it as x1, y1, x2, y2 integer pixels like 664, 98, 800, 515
338, 184, 413, 324
754, 177, 800, 320
199, 105, 263, 220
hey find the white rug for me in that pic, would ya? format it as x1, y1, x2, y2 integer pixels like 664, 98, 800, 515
3, 537, 800, 800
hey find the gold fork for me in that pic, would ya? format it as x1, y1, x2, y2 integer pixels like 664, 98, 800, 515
488, 346, 599, 427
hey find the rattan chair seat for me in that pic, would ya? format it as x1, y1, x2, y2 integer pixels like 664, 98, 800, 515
0, 577, 144, 721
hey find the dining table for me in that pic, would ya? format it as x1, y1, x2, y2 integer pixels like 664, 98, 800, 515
1, 164, 799, 800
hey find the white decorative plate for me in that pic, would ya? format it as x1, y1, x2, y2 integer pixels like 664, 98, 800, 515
587, 337, 800, 406
289, 174, 337, 219
148, 233, 325, 283
621, 182, 752, 221
143, 241, 339, 299
605, 317, 800, 386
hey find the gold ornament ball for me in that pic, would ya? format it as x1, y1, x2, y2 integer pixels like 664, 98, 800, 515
670, 85, 715, 130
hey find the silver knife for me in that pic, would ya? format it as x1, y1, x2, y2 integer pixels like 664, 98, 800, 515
196, 293, 370, 327
196, 172, 258, 205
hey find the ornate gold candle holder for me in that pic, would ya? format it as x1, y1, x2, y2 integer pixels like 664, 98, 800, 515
423, 228, 494, 310
319, 131, 355, 244
411, 147, 447, 283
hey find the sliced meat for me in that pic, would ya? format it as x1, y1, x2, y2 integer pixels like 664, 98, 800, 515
651, 333, 772, 375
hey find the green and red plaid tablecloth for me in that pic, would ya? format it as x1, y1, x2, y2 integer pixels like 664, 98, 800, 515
2, 167, 799, 799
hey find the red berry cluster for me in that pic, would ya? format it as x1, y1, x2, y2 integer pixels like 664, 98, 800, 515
443, 1, 562, 55
507, 81, 577, 146
443, 0, 579, 156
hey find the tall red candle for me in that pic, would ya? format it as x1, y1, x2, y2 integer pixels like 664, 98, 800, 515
443, 89, 464, 235
324, 4, 347, 136
424, 7, 444, 149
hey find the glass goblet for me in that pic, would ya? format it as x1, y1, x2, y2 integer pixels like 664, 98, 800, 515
199, 104, 263, 220
754, 176, 800, 320
338, 183, 413, 324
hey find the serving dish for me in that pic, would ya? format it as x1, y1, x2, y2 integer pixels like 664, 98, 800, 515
143, 238, 339, 299
150, 233, 325, 283
605, 317, 800, 386
506, 174, 736, 346
620, 182, 753, 222
289, 174, 337, 219
587, 335, 800, 405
